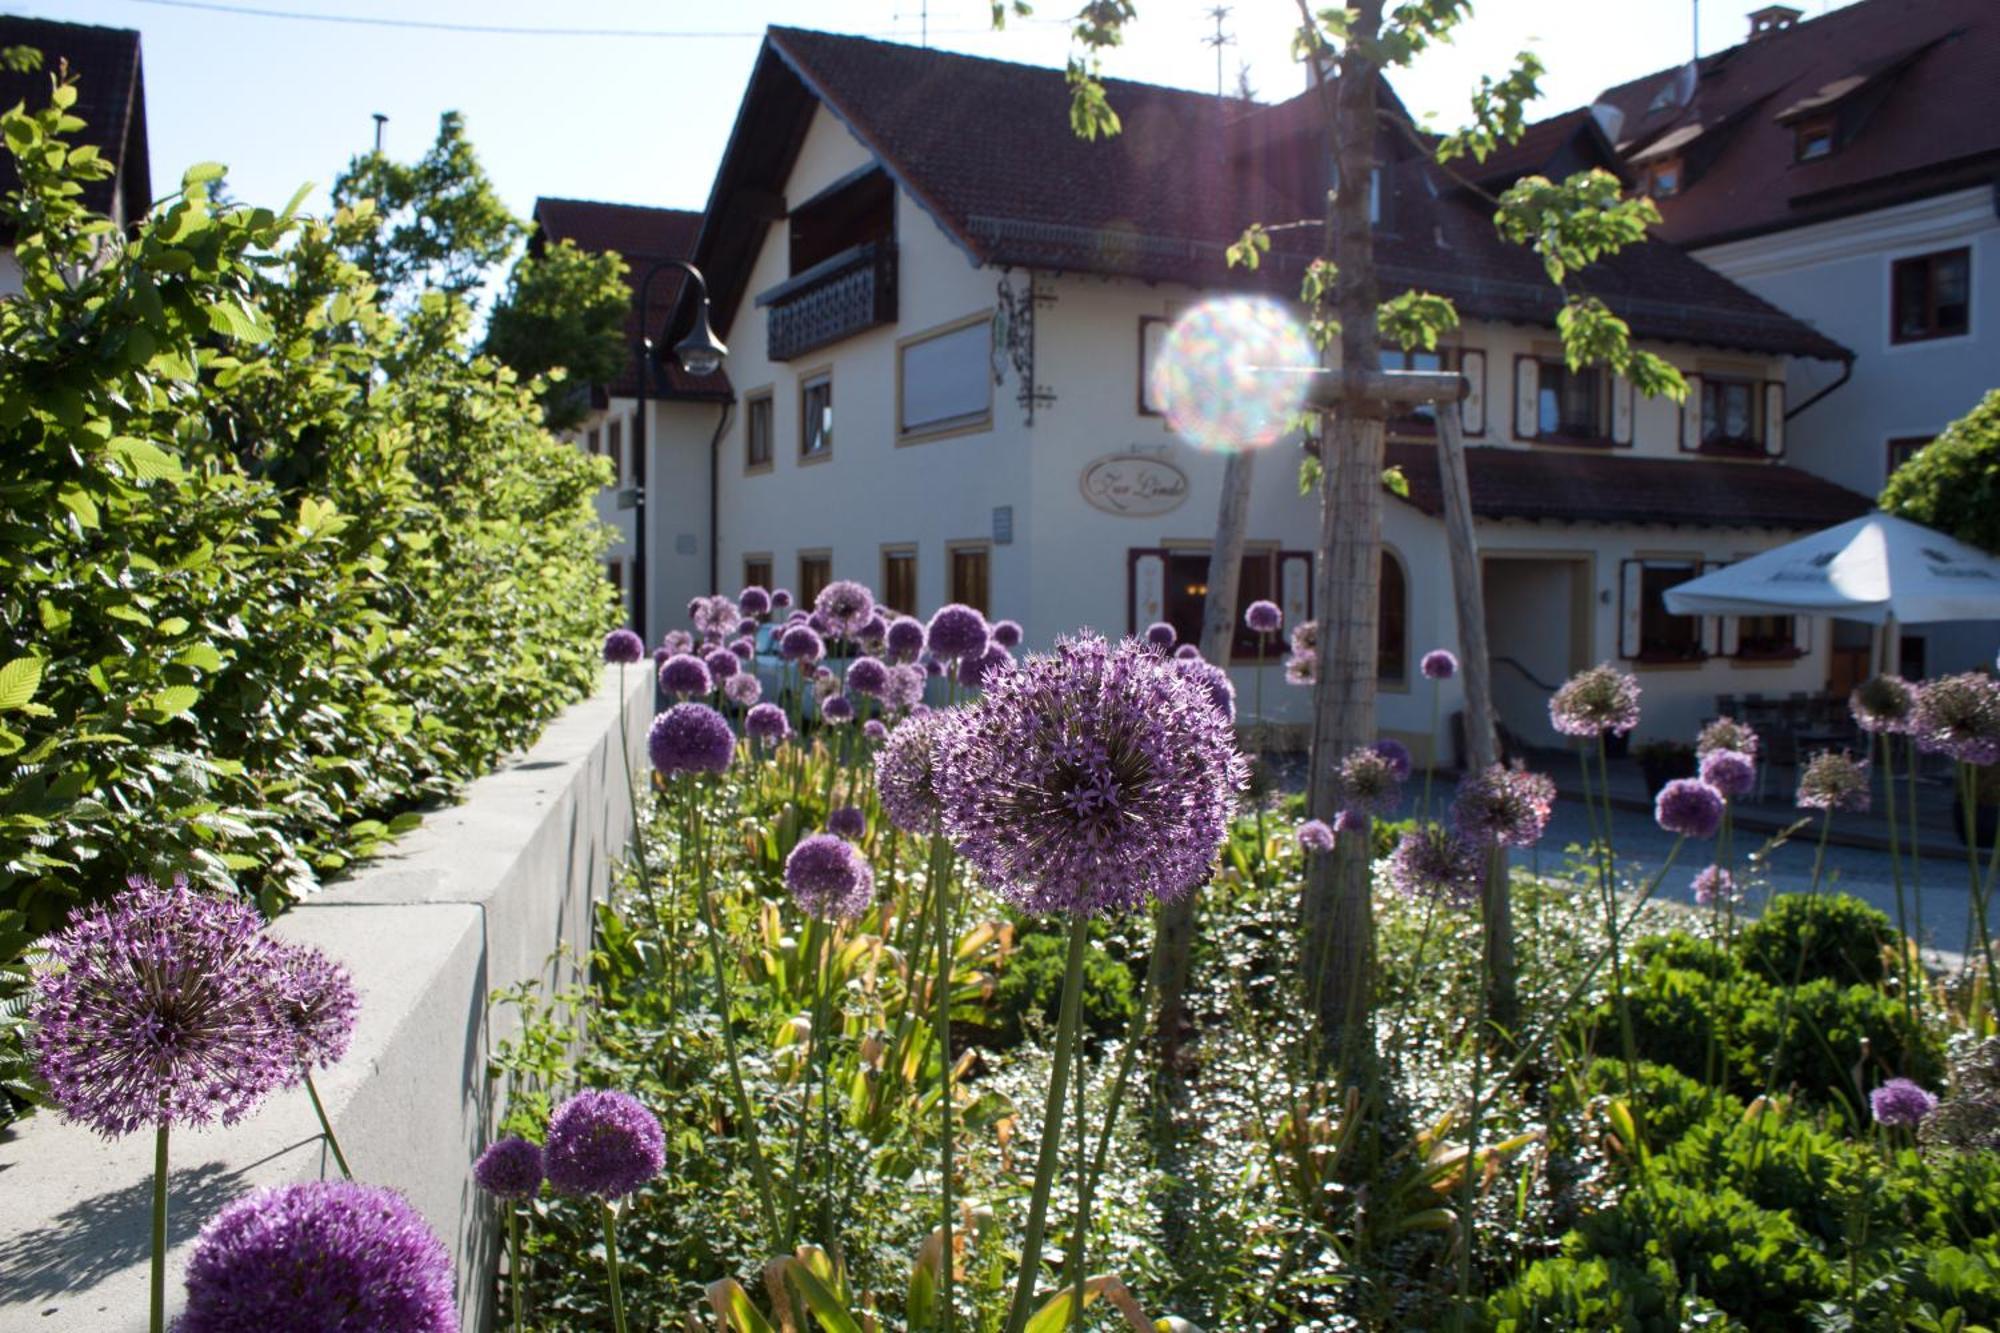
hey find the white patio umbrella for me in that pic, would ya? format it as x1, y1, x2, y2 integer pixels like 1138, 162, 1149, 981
1663, 511, 2000, 672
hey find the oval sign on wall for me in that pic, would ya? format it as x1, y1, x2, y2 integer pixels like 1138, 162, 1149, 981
1080, 453, 1190, 518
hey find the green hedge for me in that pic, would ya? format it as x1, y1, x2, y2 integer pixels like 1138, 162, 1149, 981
0, 79, 615, 1115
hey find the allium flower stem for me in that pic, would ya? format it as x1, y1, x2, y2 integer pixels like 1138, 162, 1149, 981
1959, 762, 2000, 1004
151, 1124, 168, 1333
1876, 731, 1919, 1030
785, 914, 830, 1246
1068, 1027, 1088, 1331
1763, 810, 1836, 1111
1001, 914, 1091, 1333
600, 1199, 628, 1333
303, 1069, 352, 1180
935, 831, 957, 1333
506, 1202, 525, 1333
1908, 736, 1928, 976
1591, 735, 1645, 1143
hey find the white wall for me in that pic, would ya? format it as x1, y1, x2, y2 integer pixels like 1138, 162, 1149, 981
0, 247, 22, 299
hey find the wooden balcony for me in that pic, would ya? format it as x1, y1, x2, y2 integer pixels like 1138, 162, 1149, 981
756, 240, 898, 362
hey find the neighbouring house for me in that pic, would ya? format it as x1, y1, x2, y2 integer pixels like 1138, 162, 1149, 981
0, 16, 151, 296
1593, 0, 2000, 685
527, 198, 732, 638
623, 25, 1875, 757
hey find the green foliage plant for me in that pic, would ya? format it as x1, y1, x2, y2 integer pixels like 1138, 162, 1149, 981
483, 237, 634, 430
1881, 388, 2000, 554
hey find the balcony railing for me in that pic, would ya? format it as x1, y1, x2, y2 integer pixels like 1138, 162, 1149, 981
756, 241, 898, 362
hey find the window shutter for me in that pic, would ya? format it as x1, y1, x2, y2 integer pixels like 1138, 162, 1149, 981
1720, 616, 1741, 657
1618, 559, 1645, 659
1791, 613, 1811, 656
1763, 381, 1786, 457
1611, 375, 1635, 446
1459, 349, 1487, 436
1514, 356, 1539, 440
1680, 372, 1704, 451
1278, 550, 1313, 628
1131, 551, 1165, 636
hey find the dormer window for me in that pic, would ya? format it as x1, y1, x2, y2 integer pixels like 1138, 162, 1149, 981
1794, 114, 1836, 161
1645, 157, 1683, 198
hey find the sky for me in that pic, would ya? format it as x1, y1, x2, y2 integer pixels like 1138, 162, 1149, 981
19, 0, 1862, 230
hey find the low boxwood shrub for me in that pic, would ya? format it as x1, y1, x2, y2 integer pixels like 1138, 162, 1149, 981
1738, 893, 1897, 988
978, 914, 1139, 1049
1485, 1254, 1730, 1332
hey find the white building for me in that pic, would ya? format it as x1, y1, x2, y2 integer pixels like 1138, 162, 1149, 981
610, 27, 1874, 760
1592, 0, 2000, 683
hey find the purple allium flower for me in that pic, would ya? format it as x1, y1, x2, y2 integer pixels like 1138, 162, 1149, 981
1692, 864, 1736, 908
704, 648, 739, 681
857, 613, 888, 645
178, 1182, 458, 1333
958, 644, 1012, 690
846, 655, 890, 697
1144, 621, 1178, 651
270, 943, 358, 1077
1372, 738, 1413, 783
1337, 746, 1403, 819
651, 647, 669, 669
735, 617, 759, 638
876, 710, 954, 833
813, 664, 836, 687
884, 662, 928, 712
473, 1136, 545, 1199
1176, 656, 1236, 721
808, 610, 832, 636
1871, 1077, 1938, 1128
29, 876, 290, 1137
1284, 650, 1317, 686
647, 703, 736, 776
1912, 673, 2000, 765
738, 585, 771, 617
1550, 663, 1642, 738
1290, 621, 1319, 656
822, 694, 856, 725
1243, 600, 1283, 634
787, 609, 809, 625
922, 656, 944, 678
544, 1089, 665, 1198
729, 636, 756, 661
1174, 644, 1202, 661
785, 832, 876, 920
780, 624, 826, 664
1851, 674, 1916, 736
1297, 819, 1335, 853
602, 628, 644, 665
991, 619, 1024, 649
1697, 716, 1761, 761
863, 718, 887, 742
1452, 763, 1556, 849
660, 629, 694, 657
926, 604, 990, 663
828, 806, 867, 841
693, 594, 740, 641
815, 580, 876, 640
746, 702, 791, 745
1385, 826, 1485, 909
885, 617, 926, 663
1334, 809, 1365, 835
1699, 748, 1756, 801
1421, 649, 1458, 681
935, 633, 1247, 916
686, 597, 703, 620
1655, 778, 1725, 839
658, 652, 713, 698
771, 588, 793, 611
723, 673, 762, 707
1797, 750, 1871, 813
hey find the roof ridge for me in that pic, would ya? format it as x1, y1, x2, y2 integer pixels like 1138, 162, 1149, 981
0, 14, 142, 40
535, 195, 701, 217
1598, 0, 1909, 102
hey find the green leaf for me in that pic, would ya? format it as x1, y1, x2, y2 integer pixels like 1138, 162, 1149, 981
0, 658, 43, 711
204, 300, 274, 343
782, 1260, 865, 1333
182, 161, 227, 188
150, 685, 200, 718
704, 1278, 777, 1333
174, 643, 226, 672
107, 436, 184, 482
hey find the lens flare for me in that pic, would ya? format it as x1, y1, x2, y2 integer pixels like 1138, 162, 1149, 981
1150, 295, 1315, 453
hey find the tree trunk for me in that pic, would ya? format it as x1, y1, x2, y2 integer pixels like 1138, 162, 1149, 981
1156, 448, 1256, 1067
1436, 408, 1516, 1033
1302, 0, 1387, 1068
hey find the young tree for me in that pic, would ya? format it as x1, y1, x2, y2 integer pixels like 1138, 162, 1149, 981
1880, 389, 2000, 553
331, 110, 522, 307
483, 238, 633, 430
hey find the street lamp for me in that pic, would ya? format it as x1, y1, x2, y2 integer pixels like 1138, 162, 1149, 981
627, 258, 727, 640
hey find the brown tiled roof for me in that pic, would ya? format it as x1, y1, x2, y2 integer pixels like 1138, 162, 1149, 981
688, 27, 1844, 362
530, 197, 728, 401
1594, 0, 2000, 247
1464, 107, 1629, 192
1386, 442, 1874, 530
0, 17, 149, 240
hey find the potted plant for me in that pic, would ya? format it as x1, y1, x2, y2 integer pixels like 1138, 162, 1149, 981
1634, 738, 1697, 794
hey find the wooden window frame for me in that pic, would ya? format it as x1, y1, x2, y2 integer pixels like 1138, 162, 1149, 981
1891, 247, 1971, 345
896, 311, 995, 444
1695, 375, 1765, 454
742, 553, 773, 596
606, 417, 623, 485
1644, 156, 1683, 198
1528, 356, 1622, 448
744, 388, 775, 473
1124, 547, 1320, 666
799, 368, 834, 463
1886, 434, 1932, 476
797, 550, 833, 611
1618, 557, 1710, 666
880, 544, 919, 617
1794, 114, 1836, 162
947, 541, 992, 616
1382, 345, 1460, 442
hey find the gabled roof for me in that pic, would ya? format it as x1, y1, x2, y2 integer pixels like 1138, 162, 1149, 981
530, 197, 728, 401
687, 26, 1845, 363
1594, 0, 1999, 247
1463, 106, 1629, 192
0, 17, 150, 241
1387, 442, 1873, 531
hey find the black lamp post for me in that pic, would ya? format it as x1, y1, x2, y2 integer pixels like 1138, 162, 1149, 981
626, 258, 726, 641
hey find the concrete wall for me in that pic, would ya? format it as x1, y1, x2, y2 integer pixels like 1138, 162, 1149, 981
0, 666, 650, 1332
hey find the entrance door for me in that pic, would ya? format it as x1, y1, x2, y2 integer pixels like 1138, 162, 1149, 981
1482, 554, 1592, 752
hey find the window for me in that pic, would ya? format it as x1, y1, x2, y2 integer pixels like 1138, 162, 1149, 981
586, 426, 600, 456
1644, 158, 1682, 198
1735, 613, 1800, 660
1892, 249, 1970, 343
1794, 115, 1835, 162
745, 392, 773, 470
800, 373, 833, 459
949, 545, 990, 615
1887, 435, 1932, 475
1382, 345, 1456, 437
743, 554, 772, 594
1139, 316, 1170, 415
789, 167, 893, 276
1538, 361, 1610, 441
1699, 377, 1763, 451
1621, 560, 1706, 663
1379, 549, 1408, 685
899, 316, 992, 440
882, 546, 918, 615
606, 418, 623, 485
606, 560, 623, 593
798, 551, 831, 608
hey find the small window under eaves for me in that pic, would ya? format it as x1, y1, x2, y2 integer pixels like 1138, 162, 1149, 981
788, 167, 894, 276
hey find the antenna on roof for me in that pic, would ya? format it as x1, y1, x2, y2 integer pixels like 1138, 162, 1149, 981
1203, 4, 1235, 100
371, 112, 387, 155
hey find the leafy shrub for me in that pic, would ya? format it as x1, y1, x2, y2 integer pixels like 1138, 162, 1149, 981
981, 914, 1138, 1049
1485, 1253, 1723, 1332
1661, 1107, 1873, 1246
0, 75, 612, 1115
1881, 387, 2000, 554
1583, 1058, 1736, 1146
1734, 977, 1944, 1109
1738, 893, 1896, 988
